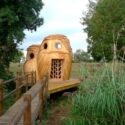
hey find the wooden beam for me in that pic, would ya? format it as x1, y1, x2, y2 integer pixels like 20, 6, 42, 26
24, 94, 31, 125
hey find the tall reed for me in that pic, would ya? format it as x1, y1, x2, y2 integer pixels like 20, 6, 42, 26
64, 63, 125, 125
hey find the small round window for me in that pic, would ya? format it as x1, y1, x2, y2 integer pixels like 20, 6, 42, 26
30, 53, 34, 59
44, 43, 48, 49
55, 42, 61, 49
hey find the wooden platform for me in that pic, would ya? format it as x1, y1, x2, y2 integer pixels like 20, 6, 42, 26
48, 79, 80, 94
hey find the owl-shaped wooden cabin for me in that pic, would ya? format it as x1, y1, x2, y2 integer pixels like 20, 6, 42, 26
37, 34, 72, 81
23, 45, 40, 80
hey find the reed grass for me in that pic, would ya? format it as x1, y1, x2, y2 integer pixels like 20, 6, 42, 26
64, 63, 125, 125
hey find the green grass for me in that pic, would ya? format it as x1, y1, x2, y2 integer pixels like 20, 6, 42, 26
42, 95, 70, 125
64, 63, 125, 125
3, 94, 15, 112
71, 63, 81, 78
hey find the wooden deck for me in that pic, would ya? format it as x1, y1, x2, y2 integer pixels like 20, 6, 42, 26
48, 79, 80, 94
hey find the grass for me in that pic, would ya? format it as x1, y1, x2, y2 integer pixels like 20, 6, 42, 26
64, 63, 125, 125
41, 95, 70, 125
9, 62, 23, 75
71, 63, 81, 78
3, 94, 15, 112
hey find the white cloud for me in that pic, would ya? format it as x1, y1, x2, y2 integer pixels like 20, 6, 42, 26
23, 50, 27, 57
20, 0, 89, 52
68, 32, 88, 52
43, 20, 82, 32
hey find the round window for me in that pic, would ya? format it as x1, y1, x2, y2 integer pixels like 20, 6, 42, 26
44, 43, 48, 49
55, 42, 61, 49
30, 53, 34, 59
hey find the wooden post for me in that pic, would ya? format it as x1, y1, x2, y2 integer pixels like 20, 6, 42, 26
0, 79, 3, 116
16, 72, 20, 101
19, 72, 22, 85
43, 79, 46, 102
31, 71, 34, 86
45, 75, 49, 99
24, 94, 31, 125
38, 81, 44, 122
25, 74, 28, 92
34, 71, 36, 85
34, 71, 36, 84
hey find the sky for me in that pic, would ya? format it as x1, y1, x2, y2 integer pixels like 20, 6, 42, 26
20, 0, 89, 56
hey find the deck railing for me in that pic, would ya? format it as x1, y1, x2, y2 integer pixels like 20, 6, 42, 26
0, 71, 36, 115
0, 72, 49, 125
7, 75, 48, 125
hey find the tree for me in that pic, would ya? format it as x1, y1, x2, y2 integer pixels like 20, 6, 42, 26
0, 0, 44, 78
82, 0, 125, 61
73, 49, 91, 62
12, 49, 24, 63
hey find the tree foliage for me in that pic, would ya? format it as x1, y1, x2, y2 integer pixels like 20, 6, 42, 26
82, 0, 125, 61
73, 49, 91, 62
12, 49, 24, 63
0, 0, 44, 78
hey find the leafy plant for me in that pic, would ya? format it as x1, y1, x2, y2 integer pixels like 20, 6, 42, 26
82, 0, 125, 61
0, 0, 44, 77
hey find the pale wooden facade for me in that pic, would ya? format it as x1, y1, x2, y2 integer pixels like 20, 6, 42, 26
24, 34, 72, 82
24, 45, 40, 81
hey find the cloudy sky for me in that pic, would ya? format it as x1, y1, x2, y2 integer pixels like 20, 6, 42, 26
20, 0, 89, 55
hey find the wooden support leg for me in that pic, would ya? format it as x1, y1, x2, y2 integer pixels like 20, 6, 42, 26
38, 83, 44, 122
24, 94, 31, 125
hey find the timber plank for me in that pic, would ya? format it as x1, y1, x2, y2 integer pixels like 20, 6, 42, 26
48, 79, 80, 94
0, 94, 42, 124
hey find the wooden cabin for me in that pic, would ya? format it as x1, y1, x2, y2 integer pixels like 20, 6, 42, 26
37, 34, 72, 81
24, 34, 72, 83
23, 45, 40, 81
26, 45, 40, 60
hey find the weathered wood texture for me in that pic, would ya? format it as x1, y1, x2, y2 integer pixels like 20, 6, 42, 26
24, 45, 40, 81
24, 34, 72, 82
37, 34, 72, 80
26, 45, 40, 60
0, 75, 48, 125
48, 79, 80, 94
24, 94, 31, 125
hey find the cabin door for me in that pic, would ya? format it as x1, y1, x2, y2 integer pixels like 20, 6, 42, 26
50, 59, 63, 80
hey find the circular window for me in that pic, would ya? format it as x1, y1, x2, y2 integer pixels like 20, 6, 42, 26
55, 42, 61, 49
30, 53, 34, 59
44, 43, 48, 49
